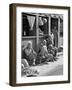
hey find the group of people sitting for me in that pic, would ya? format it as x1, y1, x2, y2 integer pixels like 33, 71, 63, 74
22, 37, 57, 67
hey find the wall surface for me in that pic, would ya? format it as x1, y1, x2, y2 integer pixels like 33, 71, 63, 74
0, 0, 72, 90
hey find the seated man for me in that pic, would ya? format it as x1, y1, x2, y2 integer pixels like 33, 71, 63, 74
38, 40, 55, 63
22, 41, 37, 66
44, 35, 57, 57
48, 44, 57, 57
39, 40, 48, 59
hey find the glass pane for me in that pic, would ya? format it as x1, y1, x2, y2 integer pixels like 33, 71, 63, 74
51, 18, 58, 47
22, 13, 36, 36
60, 18, 63, 37
38, 16, 49, 36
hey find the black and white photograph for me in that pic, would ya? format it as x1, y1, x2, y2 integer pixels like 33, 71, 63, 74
21, 13, 63, 77
9, 4, 70, 86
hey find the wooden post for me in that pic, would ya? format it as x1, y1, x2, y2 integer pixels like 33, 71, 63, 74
58, 16, 60, 48
49, 15, 51, 35
36, 14, 39, 51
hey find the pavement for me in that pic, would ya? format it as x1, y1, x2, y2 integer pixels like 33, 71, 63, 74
30, 52, 63, 76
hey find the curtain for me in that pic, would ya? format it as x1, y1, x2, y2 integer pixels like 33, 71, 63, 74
27, 16, 35, 31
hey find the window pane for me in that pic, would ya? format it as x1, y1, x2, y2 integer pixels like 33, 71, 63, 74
38, 16, 49, 36
22, 13, 36, 36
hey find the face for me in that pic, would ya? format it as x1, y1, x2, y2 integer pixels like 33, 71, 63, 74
43, 40, 46, 45
43, 18, 47, 23
27, 43, 32, 49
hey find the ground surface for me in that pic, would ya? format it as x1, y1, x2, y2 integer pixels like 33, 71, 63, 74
30, 52, 63, 76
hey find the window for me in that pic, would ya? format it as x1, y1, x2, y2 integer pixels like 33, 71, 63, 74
22, 13, 36, 36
